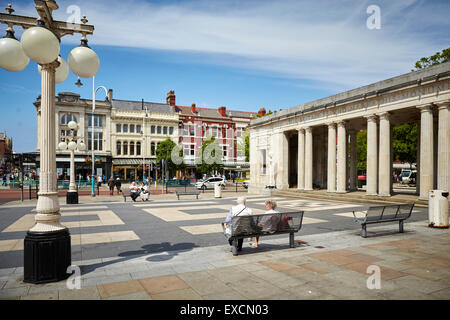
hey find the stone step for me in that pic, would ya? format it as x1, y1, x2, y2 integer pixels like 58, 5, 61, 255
271, 189, 430, 208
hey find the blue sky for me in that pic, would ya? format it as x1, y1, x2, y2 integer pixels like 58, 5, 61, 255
1, 0, 449, 152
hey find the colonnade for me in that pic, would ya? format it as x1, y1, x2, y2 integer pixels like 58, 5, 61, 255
294, 102, 450, 198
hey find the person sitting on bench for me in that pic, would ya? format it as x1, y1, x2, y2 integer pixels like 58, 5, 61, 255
129, 181, 140, 202
224, 196, 253, 252
249, 200, 280, 248
139, 182, 149, 202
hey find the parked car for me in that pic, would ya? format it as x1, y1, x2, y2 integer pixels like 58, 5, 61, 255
242, 180, 250, 189
401, 169, 417, 185
195, 177, 225, 190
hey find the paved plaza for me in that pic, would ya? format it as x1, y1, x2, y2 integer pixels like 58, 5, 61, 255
0, 194, 448, 300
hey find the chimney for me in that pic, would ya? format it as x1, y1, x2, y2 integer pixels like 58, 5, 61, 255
107, 89, 113, 102
218, 106, 226, 117
191, 103, 196, 113
258, 108, 266, 116
166, 90, 176, 107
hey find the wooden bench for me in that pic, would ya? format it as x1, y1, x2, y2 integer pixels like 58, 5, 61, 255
175, 190, 200, 200
352, 203, 414, 238
221, 211, 304, 256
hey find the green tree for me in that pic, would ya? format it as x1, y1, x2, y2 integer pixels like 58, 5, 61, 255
155, 138, 185, 177
392, 123, 418, 167
237, 129, 250, 162
195, 136, 224, 175
356, 130, 367, 171
413, 47, 450, 70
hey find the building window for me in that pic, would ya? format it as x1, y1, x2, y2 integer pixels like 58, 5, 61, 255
190, 125, 194, 136
157, 126, 161, 134
123, 124, 128, 133
223, 127, 227, 138
137, 125, 141, 134
151, 142, 155, 156
130, 141, 135, 155
61, 113, 78, 125
88, 132, 103, 151
223, 145, 227, 158
169, 127, 174, 135
130, 124, 135, 133
88, 115, 102, 127
212, 127, 217, 137
136, 142, 141, 156
123, 141, 128, 155
163, 126, 167, 135
116, 124, 121, 133
151, 125, 155, 134
116, 141, 121, 155
236, 128, 242, 138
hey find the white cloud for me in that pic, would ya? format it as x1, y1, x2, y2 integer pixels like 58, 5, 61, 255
8, 0, 450, 91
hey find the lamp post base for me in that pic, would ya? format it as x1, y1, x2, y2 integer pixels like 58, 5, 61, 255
24, 229, 71, 284
66, 191, 79, 204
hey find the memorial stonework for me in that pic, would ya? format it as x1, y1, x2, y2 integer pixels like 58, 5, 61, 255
249, 62, 450, 200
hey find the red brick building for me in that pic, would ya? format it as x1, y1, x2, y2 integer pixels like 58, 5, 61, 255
167, 91, 264, 178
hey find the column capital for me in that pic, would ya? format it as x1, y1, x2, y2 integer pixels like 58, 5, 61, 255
39, 60, 60, 71
417, 103, 434, 112
326, 122, 336, 128
297, 127, 305, 133
304, 126, 312, 133
377, 111, 390, 120
336, 120, 346, 127
434, 100, 450, 110
364, 114, 378, 121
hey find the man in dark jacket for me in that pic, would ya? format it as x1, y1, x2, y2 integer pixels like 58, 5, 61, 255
115, 178, 122, 195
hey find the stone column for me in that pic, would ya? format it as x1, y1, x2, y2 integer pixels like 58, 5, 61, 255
349, 129, 358, 191
418, 104, 434, 200
32, 62, 65, 232
336, 121, 347, 193
436, 101, 450, 192
304, 127, 313, 191
327, 123, 336, 192
366, 115, 378, 196
366, 115, 378, 195
297, 128, 305, 190
378, 112, 391, 197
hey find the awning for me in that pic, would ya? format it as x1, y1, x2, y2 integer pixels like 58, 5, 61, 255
112, 158, 155, 165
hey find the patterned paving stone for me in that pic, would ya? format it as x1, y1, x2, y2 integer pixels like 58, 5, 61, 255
138, 275, 190, 295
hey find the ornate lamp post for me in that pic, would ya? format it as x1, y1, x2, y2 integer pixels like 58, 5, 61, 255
58, 121, 86, 204
0, 1, 99, 283
142, 100, 148, 183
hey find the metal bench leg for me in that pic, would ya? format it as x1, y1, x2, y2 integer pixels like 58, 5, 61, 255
361, 224, 367, 238
399, 220, 404, 233
289, 233, 294, 248
231, 240, 239, 256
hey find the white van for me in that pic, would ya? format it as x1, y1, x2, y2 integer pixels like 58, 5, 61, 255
401, 169, 417, 185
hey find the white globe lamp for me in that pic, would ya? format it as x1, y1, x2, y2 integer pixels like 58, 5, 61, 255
38, 56, 69, 83
77, 142, 86, 151
67, 141, 77, 151
21, 20, 60, 65
58, 141, 68, 150
67, 120, 78, 130
68, 39, 99, 78
0, 29, 30, 72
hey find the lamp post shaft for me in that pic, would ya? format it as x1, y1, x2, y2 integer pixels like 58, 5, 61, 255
91, 76, 95, 197
69, 148, 76, 192
34, 62, 62, 224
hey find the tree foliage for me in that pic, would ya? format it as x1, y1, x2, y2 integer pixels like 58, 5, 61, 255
356, 130, 367, 171
413, 47, 450, 70
195, 136, 224, 174
392, 123, 418, 166
155, 138, 185, 176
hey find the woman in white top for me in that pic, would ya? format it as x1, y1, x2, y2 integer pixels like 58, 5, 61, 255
250, 199, 279, 248
139, 182, 149, 201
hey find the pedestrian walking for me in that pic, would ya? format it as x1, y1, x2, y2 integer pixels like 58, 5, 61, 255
108, 176, 115, 195
115, 178, 122, 194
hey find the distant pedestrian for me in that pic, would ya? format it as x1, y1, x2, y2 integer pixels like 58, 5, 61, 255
115, 178, 122, 194
108, 176, 115, 195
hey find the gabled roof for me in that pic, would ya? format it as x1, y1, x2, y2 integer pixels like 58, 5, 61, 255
176, 106, 256, 120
